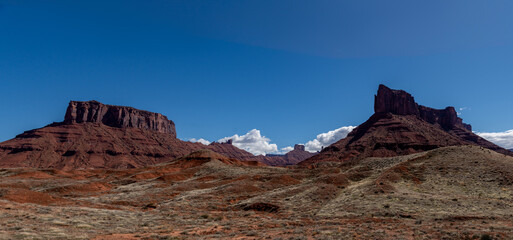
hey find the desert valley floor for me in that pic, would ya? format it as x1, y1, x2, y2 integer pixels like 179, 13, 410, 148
1, 146, 513, 239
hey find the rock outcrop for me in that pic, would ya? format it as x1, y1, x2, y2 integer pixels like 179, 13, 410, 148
0, 101, 262, 169
293, 144, 305, 151
64, 101, 176, 137
207, 141, 256, 160
301, 85, 513, 165
375, 85, 471, 131
208, 142, 315, 166
253, 144, 316, 166
374, 85, 419, 116
278, 144, 316, 165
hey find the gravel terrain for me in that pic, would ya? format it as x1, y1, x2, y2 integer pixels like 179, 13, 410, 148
1, 146, 513, 239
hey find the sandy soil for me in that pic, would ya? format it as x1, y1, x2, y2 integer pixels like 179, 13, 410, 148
1, 146, 513, 239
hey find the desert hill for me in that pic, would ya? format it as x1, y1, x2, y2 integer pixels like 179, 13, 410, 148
316, 145, 513, 219
272, 144, 316, 165
301, 85, 513, 165
1, 145, 513, 239
251, 144, 316, 166
205, 142, 314, 166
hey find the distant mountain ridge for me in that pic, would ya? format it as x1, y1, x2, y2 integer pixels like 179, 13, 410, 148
207, 142, 315, 166
257, 144, 316, 166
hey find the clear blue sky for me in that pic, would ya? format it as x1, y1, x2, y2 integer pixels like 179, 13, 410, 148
1, 0, 513, 150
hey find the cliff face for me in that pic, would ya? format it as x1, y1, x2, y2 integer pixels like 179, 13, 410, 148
374, 85, 419, 116
301, 84, 512, 165
64, 101, 176, 137
374, 85, 471, 131
293, 144, 305, 151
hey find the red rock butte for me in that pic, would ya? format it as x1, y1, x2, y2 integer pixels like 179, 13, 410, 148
64, 100, 177, 137
374, 85, 471, 131
300, 84, 512, 165
0, 100, 315, 169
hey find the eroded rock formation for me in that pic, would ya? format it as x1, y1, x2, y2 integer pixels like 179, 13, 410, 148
64, 101, 176, 137
294, 144, 305, 151
251, 144, 315, 166
209, 142, 315, 166
375, 85, 471, 131
301, 85, 512, 165
0, 101, 260, 169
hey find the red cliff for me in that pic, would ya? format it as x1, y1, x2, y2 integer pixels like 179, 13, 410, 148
375, 85, 471, 131
301, 85, 512, 165
64, 101, 176, 137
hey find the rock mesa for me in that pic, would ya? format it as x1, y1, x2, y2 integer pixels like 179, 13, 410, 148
300, 84, 512, 165
64, 101, 176, 137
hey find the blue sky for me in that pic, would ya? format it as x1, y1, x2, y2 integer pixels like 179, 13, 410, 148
1, 0, 513, 153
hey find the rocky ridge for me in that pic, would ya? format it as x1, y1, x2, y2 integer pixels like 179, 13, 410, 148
301, 85, 513, 165
207, 142, 315, 166
276, 144, 317, 165
374, 85, 471, 131
64, 100, 176, 136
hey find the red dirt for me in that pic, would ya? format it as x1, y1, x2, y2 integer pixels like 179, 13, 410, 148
1, 189, 71, 205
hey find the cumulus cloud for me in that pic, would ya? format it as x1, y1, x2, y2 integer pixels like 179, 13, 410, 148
189, 138, 211, 145
218, 129, 278, 156
189, 126, 357, 156
304, 126, 356, 153
475, 130, 513, 149
279, 146, 294, 154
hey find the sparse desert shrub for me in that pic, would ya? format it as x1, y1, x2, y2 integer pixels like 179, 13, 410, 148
317, 174, 349, 187
480, 234, 493, 240
347, 170, 372, 181
241, 202, 280, 213
142, 203, 157, 210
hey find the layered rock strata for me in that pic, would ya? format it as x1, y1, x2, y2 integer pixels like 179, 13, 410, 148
301, 85, 512, 165
64, 101, 176, 137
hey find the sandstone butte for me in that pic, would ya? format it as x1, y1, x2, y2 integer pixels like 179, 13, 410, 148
300, 84, 513, 165
1, 84, 509, 170
0, 101, 313, 169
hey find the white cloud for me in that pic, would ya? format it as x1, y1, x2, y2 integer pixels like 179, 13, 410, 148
279, 146, 294, 154
475, 130, 513, 149
304, 126, 356, 153
218, 129, 278, 156
190, 126, 357, 156
189, 138, 211, 145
